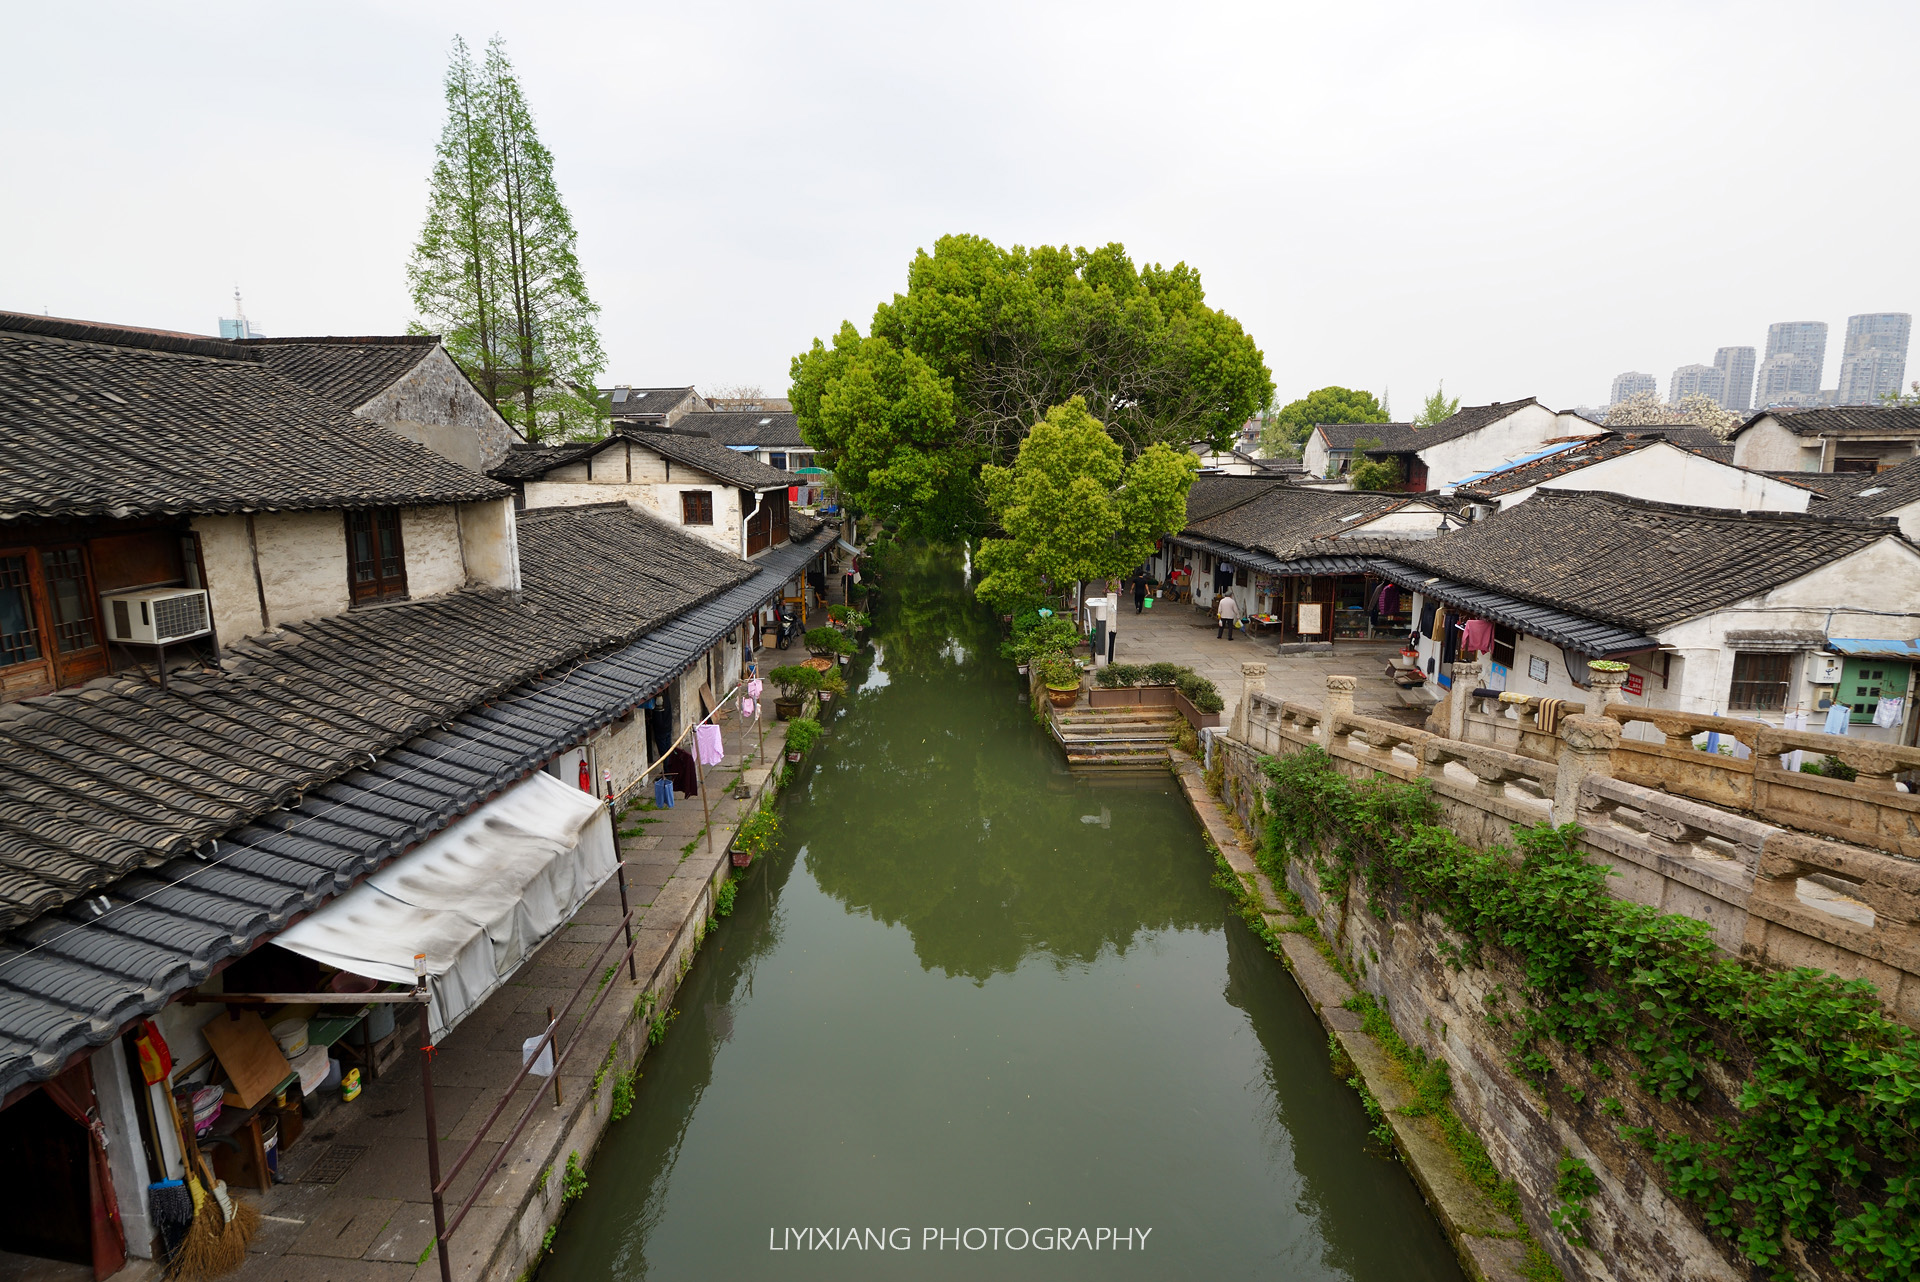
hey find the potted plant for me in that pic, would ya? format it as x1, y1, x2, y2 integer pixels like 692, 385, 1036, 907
783, 716, 822, 763
767, 664, 821, 720
816, 667, 848, 706
730, 803, 780, 867
805, 627, 856, 660
1037, 651, 1082, 707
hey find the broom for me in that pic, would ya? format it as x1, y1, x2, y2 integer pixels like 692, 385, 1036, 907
163, 1092, 260, 1280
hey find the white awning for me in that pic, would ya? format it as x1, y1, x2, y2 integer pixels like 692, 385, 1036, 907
274, 770, 617, 1042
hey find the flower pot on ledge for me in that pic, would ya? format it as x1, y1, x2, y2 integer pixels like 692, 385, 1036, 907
730, 848, 753, 868
1046, 684, 1080, 708
774, 696, 804, 720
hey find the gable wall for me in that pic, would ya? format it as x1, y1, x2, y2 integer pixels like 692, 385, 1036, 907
357, 347, 518, 472
1512, 445, 1813, 512
1731, 417, 1826, 472
1425, 405, 1591, 490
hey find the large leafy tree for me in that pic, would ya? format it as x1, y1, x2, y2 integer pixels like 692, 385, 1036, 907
791, 234, 1270, 538
1258, 385, 1388, 456
974, 398, 1197, 612
1413, 381, 1460, 427
1605, 391, 1739, 439
409, 36, 604, 442
789, 324, 971, 540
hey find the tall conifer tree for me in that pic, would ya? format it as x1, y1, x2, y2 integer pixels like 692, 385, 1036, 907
409, 36, 604, 442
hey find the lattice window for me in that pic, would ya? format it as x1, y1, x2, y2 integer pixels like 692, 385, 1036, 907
39, 547, 96, 653
346, 510, 409, 603
681, 491, 714, 525
0, 556, 41, 667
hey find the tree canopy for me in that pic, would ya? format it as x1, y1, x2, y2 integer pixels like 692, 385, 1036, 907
1413, 382, 1460, 427
1605, 391, 1739, 439
790, 234, 1269, 538
408, 36, 603, 441
974, 399, 1197, 612
1258, 386, 1388, 455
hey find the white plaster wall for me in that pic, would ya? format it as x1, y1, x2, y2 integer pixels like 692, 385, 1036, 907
357, 346, 519, 471
400, 505, 466, 598
1882, 498, 1920, 541
191, 513, 267, 642
458, 498, 519, 592
1427, 405, 1596, 491
93, 1042, 158, 1256
1507, 444, 1813, 512
1731, 417, 1825, 472
253, 510, 350, 627
1352, 505, 1449, 533
1303, 432, 1334, 477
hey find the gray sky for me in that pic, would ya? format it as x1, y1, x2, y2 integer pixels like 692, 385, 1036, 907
5, 1, 1915, 413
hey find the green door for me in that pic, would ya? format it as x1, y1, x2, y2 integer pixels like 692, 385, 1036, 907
1839, 658, 1909, 725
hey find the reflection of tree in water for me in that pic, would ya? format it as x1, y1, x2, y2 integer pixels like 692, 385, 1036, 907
793, 544, 1218, 982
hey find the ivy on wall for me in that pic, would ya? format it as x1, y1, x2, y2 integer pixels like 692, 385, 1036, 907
1258, 746, 1920, 1281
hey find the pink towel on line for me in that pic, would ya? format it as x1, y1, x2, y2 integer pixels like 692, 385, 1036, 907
694, 723, 725, 766
1462, 618, 1495, 655
747, 678, 763, 700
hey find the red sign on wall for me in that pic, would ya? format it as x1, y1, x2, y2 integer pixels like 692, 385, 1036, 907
1622, 673, 1644, 696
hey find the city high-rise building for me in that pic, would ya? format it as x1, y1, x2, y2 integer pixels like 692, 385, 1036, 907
1610, 370, 1656, 404
1835, 312, 1911, 405
1756, 320, 1827, 405
218, 287, 265, 340
1669, 363, 1727, 405
1713, 346, 1756, 412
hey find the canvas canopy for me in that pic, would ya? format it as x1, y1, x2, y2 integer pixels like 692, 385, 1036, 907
274, 770, 616, 1041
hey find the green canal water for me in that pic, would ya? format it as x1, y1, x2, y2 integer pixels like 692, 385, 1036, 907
543, 549, 1463, 1281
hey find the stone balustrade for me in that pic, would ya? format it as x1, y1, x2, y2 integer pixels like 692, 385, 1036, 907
1223, 669, 1920, 1025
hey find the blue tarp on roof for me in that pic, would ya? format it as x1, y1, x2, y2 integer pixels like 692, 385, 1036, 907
1444, 441, 1585, 491
1827, 637, 1920, 659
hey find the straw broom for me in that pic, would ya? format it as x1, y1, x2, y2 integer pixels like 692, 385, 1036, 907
164, 1092, 260, 1279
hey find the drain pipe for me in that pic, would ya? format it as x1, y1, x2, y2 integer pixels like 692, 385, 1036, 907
741, 487, 768, 559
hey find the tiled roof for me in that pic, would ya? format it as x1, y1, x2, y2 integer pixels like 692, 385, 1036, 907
0, 513, 757, 930
685, 409, 804, 447
1631, 426, 1734, 459
625, 427, 801, 488
1360, 400, 1546, 454
604, 386, 697, 415
239, 337, 437, 409
0, 324, 506, 522
1814, 457, 1920, 519
1767, 471, 1863, 496
1314, 422, 1411, 449
1453, 434, 1760, 499
490, 441, 599, 481
1736, 405, 1920, 439
1183, 475, 1290, 524
0, 525, 834, 1099
1385, 489, 1908, 632
1187, 485, 1432, 560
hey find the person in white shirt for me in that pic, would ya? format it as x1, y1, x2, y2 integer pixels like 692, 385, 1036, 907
1215, 591, 1239, 641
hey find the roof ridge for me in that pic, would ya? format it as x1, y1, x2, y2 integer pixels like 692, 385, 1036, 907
238, 335, 439, 348
1535, 486, 1901, 528
0, 312, 260, 363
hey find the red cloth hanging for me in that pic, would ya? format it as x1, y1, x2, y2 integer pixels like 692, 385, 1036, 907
578, 758, 592, 792
40, 1057, 127, 1281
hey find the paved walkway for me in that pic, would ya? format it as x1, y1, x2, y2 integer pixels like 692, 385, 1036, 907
205, 704, 792, 1282
1103, 598, 1426, 727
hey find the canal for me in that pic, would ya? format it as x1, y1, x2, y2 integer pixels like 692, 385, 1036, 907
543, 548, 1464, 1281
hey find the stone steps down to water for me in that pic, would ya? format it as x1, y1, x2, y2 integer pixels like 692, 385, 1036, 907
1049, 704, 1181, 767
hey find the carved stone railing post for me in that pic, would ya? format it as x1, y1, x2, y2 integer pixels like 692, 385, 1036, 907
1585, 662, 1629, 715
1231, 661, 1268, 742
1446, 659, 1484, 741
1554, 714, 1621, 827
1323, 675, 1355, 749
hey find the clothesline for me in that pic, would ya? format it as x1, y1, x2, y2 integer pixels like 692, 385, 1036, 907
609, 672, 759, 810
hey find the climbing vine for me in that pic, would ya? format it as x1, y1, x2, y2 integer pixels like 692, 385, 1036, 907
1259, 746, 1920, 1280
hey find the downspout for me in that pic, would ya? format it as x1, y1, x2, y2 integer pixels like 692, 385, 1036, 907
741, 487, 768, 560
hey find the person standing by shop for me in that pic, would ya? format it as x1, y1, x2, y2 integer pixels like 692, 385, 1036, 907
1216, 589, 1240, 641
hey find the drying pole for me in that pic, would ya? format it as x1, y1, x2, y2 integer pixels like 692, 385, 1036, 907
546, 1008, 562, 1107
416, 951, 454, 1282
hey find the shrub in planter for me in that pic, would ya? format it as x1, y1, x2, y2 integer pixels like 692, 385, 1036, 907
730, 802, 780, 865
805, 627, 856, 657
768, 664, 824, 698
1094, 664, 1148, 688
1173, 669, 1225, 714
1003, 616, 1081, 665
1142, 661, 1183, 686
784, 716, 823, 759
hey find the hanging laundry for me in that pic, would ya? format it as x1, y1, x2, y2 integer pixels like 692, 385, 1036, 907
653, 776, 676, 809
741, 697, 756, 718
665, 748, 700, 797
694, 723, 726, 766
1462, 618, 1495, 655
1823, 702, 1852, 736
747, 678, 764, 701
1874, 696, 1903, 729
1535, 697, 1567, 735
1417, 601, 1437, 637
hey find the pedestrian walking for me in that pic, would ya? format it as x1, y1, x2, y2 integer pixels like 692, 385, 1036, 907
1132, 572, 1148, 614
1215, 590, 1239, 641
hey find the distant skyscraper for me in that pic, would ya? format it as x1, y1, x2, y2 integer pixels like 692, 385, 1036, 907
218, 287, 265, 340
1835, 312, 1911, 405
1756, 320, 1827, 404
1669, 363, 1727, 405
1713, 346, 1756, 412
1610, 370, 1656, 404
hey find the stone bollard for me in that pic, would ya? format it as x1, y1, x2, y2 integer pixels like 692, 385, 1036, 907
1585, 661, 1629, 715
1553, 714, 1621, 827
1446, 659, 1485, 742
1231, 661, 1268, 742
1323, 675, 1355, 748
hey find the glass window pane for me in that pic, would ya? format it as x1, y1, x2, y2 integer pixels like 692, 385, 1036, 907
0, 556, 41, 666
39, 548, 96, 652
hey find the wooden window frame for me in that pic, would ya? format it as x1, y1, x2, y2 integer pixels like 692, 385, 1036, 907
1728, 651, 1792, 712
0, 542, 107, 694
681, 490, 715, 526
345, 510, 409, 604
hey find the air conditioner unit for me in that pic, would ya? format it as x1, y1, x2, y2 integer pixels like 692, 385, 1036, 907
101, 588, 211, 645
1809, 652, 1842, 684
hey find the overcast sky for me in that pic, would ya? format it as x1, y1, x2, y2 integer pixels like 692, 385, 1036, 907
5, 1, 1915, 413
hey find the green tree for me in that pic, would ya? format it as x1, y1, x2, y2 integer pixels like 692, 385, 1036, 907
1413, 381, 1460, 427
409, 36, 604, 442
974, 398, 1197, 612
1257, 386, 1387, 456
1346, 437, 1403, 491
788, 323, 971, 539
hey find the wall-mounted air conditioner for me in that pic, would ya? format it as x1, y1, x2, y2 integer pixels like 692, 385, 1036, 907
1808, 652, 1842, 684
101, 587, 211, 645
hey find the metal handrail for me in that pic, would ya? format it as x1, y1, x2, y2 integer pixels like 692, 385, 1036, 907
421, 858, 684, 1280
